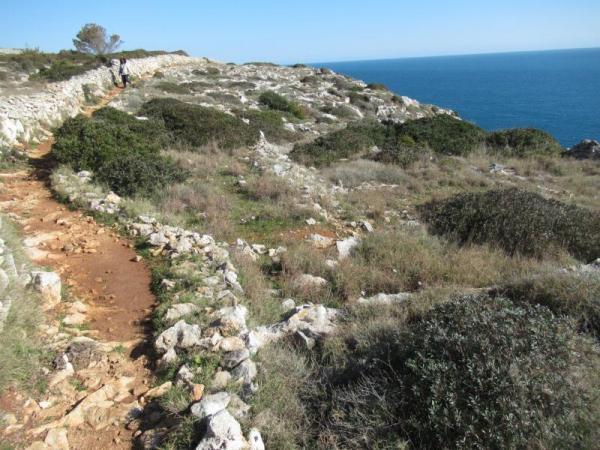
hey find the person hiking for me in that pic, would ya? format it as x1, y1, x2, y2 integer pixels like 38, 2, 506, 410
119, 58, 130, 88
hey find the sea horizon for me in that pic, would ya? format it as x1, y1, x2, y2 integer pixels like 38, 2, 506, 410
315, 47, 600, 147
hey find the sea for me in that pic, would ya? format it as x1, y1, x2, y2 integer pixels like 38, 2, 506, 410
319, 48, 600, 147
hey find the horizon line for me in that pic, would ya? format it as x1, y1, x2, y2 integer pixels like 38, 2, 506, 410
301, 45, 600, 66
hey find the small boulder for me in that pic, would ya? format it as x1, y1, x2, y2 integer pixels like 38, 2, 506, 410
247, 429, 265, 450
165, 303, 200, 321
30, 271, 62, 306
195, 410, 247, 450
222, 349, 250, 370
191, 392, 231, 420
155, 320, 202, 354
336, 237, 360, 260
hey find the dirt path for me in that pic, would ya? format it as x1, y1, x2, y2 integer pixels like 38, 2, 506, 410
0, 86, 159, 449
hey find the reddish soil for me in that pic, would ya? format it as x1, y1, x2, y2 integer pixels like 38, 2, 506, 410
0, 85, 156, 449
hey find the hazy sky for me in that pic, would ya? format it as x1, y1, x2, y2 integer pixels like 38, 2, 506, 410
3, 0, 600, 63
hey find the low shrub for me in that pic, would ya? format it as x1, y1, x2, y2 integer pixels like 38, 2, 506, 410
290, 120, 386, 167
156, 81, 191, 94
348, 91, 375, 112
258, 91, 306, 119
418, 188, 600, 261
139, 97, 259, 149
53, 107, 186, 197
395, 114, 487, 156
486, 128, 563, 156
314, 295, 600, 449
238, 110, 299, 143
291, 120, 425, 168
496, 271, 600, 337
366, 82, 388, 91
31, 59, 99, 82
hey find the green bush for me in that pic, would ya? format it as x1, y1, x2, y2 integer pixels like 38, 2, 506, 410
139, 97, 259, 149
239, 109, 300, 143
372, 133, 424, 168
290, 120, 387, 167
366, 82, 388, 91
486, 128, 563, 156
291, 120, 426, 168
31, 59, 99, 82
396, 114, 487, 155
348, 91, 375, 112
418, 188, 600, 261
496, 271, 600, 337
315, 295, 600, 449
53, 107, 186, 197
258, 91, 306, 119
156, 81, 191, 94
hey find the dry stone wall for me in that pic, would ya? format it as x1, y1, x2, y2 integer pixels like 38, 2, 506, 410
0, 54, 196, 146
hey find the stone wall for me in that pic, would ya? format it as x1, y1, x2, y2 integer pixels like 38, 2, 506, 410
0, 54, 196, 146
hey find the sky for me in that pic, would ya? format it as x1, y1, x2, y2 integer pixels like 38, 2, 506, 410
2, 0, 600, 64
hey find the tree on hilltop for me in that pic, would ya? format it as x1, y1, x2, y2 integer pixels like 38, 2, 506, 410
73, 23, 123, 54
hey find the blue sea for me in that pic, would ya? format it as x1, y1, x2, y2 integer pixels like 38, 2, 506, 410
320, 48, 600, 147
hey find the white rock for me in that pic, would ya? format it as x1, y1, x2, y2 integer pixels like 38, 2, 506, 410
357, 292, 412, 305
155, 320, 202, 354
247, 429, 265, 450
30, 271, 62, 306
292, 274, 328, 290
231, 359, 257, 383
360, 220, 374, 233
191, 392, 231, 419
165, 303, 200, 321
336, 237, 360, 260
195, 410, 247, 450
281, 298, 296, 310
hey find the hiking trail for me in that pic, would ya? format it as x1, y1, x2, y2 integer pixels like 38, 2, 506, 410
1, 86, 160, 450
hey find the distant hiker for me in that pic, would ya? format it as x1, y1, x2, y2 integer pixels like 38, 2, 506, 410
119, 58, 130, 88
107, 59, 119, 86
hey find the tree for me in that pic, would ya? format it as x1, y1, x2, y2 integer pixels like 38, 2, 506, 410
73, 23, 123, 55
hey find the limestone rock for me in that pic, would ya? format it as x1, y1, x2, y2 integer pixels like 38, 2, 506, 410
357, 292, 412, 305
231, 359, 257, 383
291, 273, 328, 291
222, 349, 250, 369
247, 429, 265, 450
195, 410, 247, 450
191, 392, 231, 420
217, 336, 246, 352
155, 320, 202, 354
44, 428, 69, 450
336, 237, 360, 260
165, 303, 200, 321
30, 271, 62, 306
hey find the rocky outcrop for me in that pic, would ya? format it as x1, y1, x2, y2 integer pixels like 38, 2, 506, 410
0, 54, 194, 146
567, 139, 600, 160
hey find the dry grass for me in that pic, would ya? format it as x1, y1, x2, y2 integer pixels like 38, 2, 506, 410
0, 217, 44, 394
322, 159, 408, 188
231, 251, 283, 326
333, 226, 574, 299
249, 343, 315, 449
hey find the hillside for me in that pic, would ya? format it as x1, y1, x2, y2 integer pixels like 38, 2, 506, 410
1, 53, 599, 450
